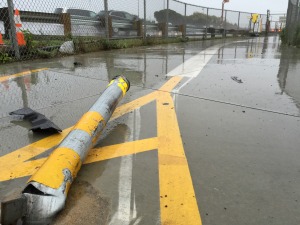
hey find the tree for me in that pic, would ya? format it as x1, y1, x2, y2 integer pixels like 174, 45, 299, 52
154, 9, 184, 25
154, 9, 238, 29
186, 12, 207, 26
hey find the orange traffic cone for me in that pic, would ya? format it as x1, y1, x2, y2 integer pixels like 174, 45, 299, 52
0, 33, 4, 45
14, 9, 26, 46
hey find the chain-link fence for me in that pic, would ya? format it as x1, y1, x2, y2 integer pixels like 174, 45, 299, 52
0, 0, 267, 62
285, 0, 300, 45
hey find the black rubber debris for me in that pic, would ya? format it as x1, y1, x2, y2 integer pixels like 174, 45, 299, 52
73, 62, 83, 66
9, 107, 62, 133
231, 76, 243, 84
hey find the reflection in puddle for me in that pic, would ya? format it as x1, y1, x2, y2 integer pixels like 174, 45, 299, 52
277, 46, 300, 110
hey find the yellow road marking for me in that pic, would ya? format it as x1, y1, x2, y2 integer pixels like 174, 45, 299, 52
0, 127, 72, 171
85, 137, 158, 164
112, 92, 157, 120
159, 76, 183, 92
0, 68, 48, 83
0, 76, 202, 225
110, 76, 183, 120
0, 138, 157, 182
157, 91, 202, 224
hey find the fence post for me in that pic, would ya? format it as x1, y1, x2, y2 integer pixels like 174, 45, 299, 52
166, 0, 169, 38
206, 8, 209, 38
159, 23, 167, 37
104, 0, 109, 40
178, 25, 185, 38
223, 10, 227, 37
60, 13, 71, 38
144, 0, 146, 39
237, 11, 240, 36
266, 10, 270, 35
183, 3, 187, 38
137, 20, 143, 37
108, 16, 113, 38
7, 0, 20, 59
296, 0, 300, 22
249, 14, 252, 33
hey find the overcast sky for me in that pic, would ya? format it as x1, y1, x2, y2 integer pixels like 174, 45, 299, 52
180, 0, 289, 14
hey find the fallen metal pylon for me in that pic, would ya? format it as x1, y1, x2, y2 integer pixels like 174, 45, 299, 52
1, 75, 130, 225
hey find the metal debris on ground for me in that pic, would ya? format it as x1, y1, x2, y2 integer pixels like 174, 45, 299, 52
9, 107, 62, 133
231, 76, 243, 84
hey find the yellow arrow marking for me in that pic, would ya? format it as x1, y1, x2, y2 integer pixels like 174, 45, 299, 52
0, 75, 202, 225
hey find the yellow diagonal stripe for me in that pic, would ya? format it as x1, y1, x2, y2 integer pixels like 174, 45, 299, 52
0, 127, 73, 172
85, 137, 158, 164
0, 68, 48, 83
0, 138, 157, 182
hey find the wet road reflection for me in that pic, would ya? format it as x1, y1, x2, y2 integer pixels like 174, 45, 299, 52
277, 46, 300, 110
181, 36, 300, 117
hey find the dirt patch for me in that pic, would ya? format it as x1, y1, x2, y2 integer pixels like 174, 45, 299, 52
52, 180, 110, 225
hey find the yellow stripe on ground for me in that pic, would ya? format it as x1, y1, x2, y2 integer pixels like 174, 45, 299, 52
2, 158, 46, 182
85, 137, 158, 164
111, 76, 182, 120
111, 92, 157, 120
159, 76, 183, 92
0, 138, 158, 182
0, 68, 48, 83
0, 127, 73, 173
157, 91, 202, 225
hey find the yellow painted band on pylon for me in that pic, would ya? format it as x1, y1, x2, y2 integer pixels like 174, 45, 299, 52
117, 77, 128, 96
28, 147, 82, 191
107, 80, 114, 87
107, 77, 128, 96
73, 111, 104, 136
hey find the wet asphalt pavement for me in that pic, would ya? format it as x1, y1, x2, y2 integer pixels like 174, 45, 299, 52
1, 36, 300, 225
